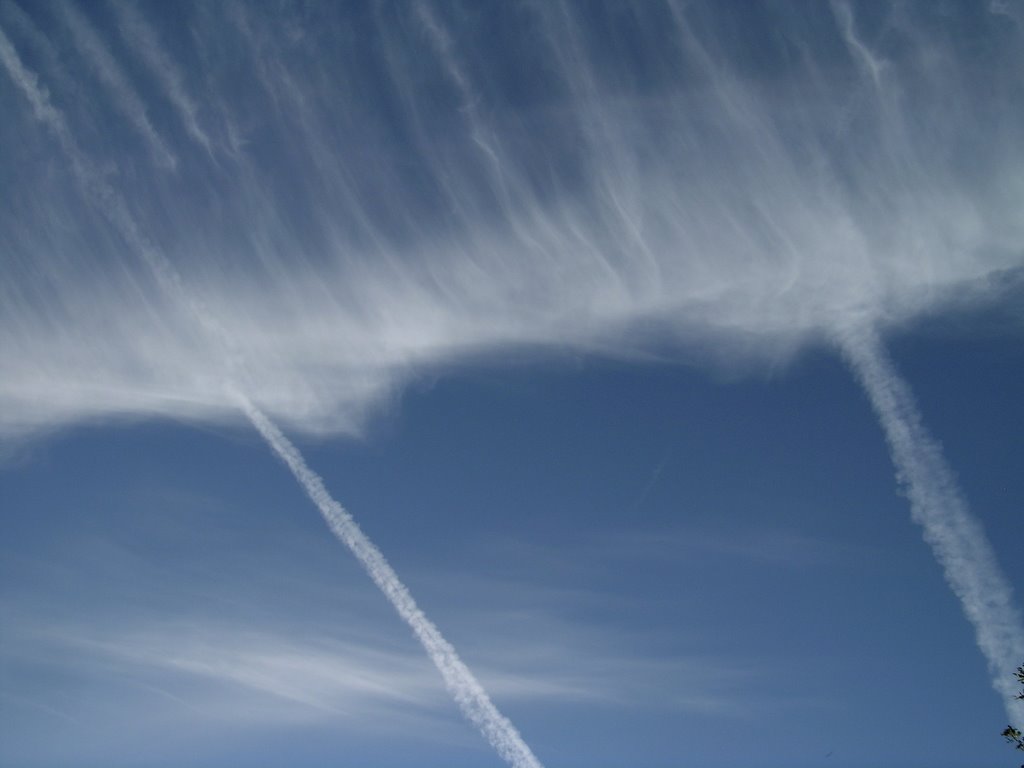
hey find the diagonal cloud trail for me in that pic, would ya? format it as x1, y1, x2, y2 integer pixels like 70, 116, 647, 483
838, 326, 1024, 723
58, 2, 177, 169
108, 0, 213, 156
234, 392, 544, 768
1, 28, 544, 767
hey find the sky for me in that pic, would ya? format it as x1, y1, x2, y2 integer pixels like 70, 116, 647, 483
1, 1, 1023, 767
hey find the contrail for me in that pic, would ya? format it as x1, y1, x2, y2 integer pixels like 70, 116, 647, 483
235, 393, 544, 768
838, 326, 1024, 723
1, 28, 544, 767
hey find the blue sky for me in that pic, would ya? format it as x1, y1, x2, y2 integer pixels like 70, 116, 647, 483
2, 2, 1024, 767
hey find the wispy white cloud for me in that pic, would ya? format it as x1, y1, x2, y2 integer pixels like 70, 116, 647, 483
831, 0, 885, 88
0, 1, 65, 92
2, 2, 1021, 441
1, 602, 760, 722
57, 2, 176, 168
0, 23, 73, 147
108, 0, 213, 155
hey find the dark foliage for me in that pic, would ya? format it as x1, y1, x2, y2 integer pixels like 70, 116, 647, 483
1003, 665, 1024, 766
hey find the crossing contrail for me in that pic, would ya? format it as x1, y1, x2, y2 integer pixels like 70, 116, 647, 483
236, 393, 544, 768
0, 29, 544, 767
838, 326, 1024, 723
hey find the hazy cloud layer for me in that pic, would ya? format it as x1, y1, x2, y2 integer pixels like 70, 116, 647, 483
0, 562, 765, 765
2, 1, 1021, 439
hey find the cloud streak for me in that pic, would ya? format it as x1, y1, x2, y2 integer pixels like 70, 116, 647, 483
838, 326, 1024, 723
57, 1, 176, 168
108, 0, 213, 155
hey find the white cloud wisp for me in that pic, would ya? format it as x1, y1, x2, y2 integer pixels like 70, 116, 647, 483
2, 2, 1022, 440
